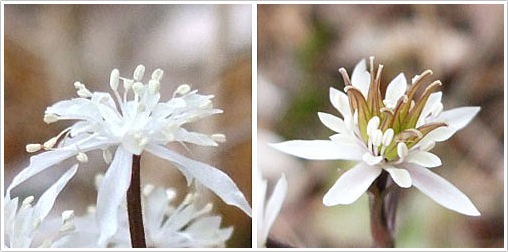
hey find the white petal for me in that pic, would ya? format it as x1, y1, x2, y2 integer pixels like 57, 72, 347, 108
351, 59, 371, 98
422, 126, 457, 142
174, 128, 218, 146
45, 98, 101, 121
417, 92, 442, 127
329, 87, 351, 118
323, 162, 381, 206
406, 151, 442, 168
262, 174, 287, 246
436, 106, 480, 131
146, 144, 252, 216
318, 112, 347, 133
270, 140, 362, 161
362, 152, 383, 166
329, 133, 361, 146
96, 146, 132, 247
384, 166, 411, 188
385, 73, 407, 105
404, 164, 480, 216
32, 164, 78, 221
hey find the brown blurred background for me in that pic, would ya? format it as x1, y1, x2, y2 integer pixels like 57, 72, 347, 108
4, 4, 252, 247
257, 4, 504, 248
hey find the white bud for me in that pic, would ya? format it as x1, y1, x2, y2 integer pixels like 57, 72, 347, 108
382, 129, 394, 147
151, 68, 164, 81
175, 84, 191, 96
123, 79, 134, 90
367, 116, 380, 136
148, 79, 160, 94
26, 144, 42, 153
372, 129, 383, 147
44, 113, 59, 124
102, 149, 112, 164
76, 152, 88, 163
43, 137, 59, 150
61, 210, 74, 222
211, 133, 226, 143
110, 69, 120, 91
22, 196, 35, 207
133, 82, 144, 96
397, 142, 409, 160
133, 65, 145, 81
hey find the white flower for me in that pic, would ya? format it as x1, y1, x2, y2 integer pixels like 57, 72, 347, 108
50, 182, 233, 248
4, 165, 77, 248
6, 65, 251, 246
271, 58, 480, 216
257, 172, 287, 247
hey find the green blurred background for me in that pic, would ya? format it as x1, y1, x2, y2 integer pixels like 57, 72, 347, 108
257, 4, 504, 248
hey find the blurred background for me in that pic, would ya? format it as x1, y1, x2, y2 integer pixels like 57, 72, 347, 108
258, 4, 504, 248
4, 4, 252, 247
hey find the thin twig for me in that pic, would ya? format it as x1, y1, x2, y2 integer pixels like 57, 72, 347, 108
127, 154, 147, 248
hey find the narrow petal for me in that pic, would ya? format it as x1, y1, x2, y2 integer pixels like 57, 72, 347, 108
329, 87, 351, 118
45, 98, 101, 121
262, 174, 287, 246
421, 126, 457, 142
318, 112, 347, 133
323, 163, 381, 206
351, 59, 371, 98
96, 146, 132, 246
146, 144, 252, 216
174, 128, 218, 146
404, 164, 480, 216
384, 166, 411, 188
406, 150, 442, 168
436, 106, 481, 131
362, 152, 383, 166
385, 73, 407, 106
32, 164, 78, 221
270, 140, 363, 161
417, 92, 442, 127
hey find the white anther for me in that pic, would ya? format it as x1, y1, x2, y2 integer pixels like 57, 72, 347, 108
419, 140, 435, 152
382, 129, 394, 146
133, 64, 145, 81
33, 218, 41, 229
148, 79, 160, 94
175, 84, 191, 96
76, 152, 88, 163
151, 68, 164, 81
123, 79, 134, 90
432, 102, 443, 118
94, 174, 104, 189
43, 113, 60, 124
102, 149, 112, 164
372, 129, 383, 147
87, 205, 96, 214
22, 196, 35, 208
165, 189, 177, 201
367, 116, 380, 136
397, 142, 409, 160
142, 184, 155, 197
133, 82, 144, 95
61, 210, 74, 222
26, 144, 42, 153
43, 137, 59, 150
73, 81, 85, 89
211, 133, 226, 143
110, 69, 120, 91
77, 87, 92, 98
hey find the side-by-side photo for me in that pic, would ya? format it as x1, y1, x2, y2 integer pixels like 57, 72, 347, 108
4, 4, 252, 248
257, 4, 504, 248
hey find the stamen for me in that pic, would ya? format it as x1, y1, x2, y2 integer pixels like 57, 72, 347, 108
338, 68, 352, 86
148, 79, 160, 94
397, 142, 408, 160
142, 184, 155, 197
43, 136, 59, 150
110, 69, 120, 91
62, 210, 74, 222
175, 84, 191, 96
22, 196, 35, 208
26, 143, 42, 153
382, 128, 394, 147
133, 65, 145, 81
44, 113, 60, 124
76, 152, 88, 163
151, 68, 164, 81
366, 116, 380, 137
133, 82, 144, 96
73, 81, 85, 89
211, 133, 226, 143
372, 129, 383, 147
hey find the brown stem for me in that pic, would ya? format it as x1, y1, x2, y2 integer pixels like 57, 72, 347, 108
367, 171, 397, 248
127, 154, 146, 248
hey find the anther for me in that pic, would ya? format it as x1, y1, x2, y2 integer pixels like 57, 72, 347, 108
43, 137, 59, 150
151, 68, 164, 81
372, 129, 383, 147
62, 210, 75, 222
133, 65, 145, 81
110, 69, 120, 91
343, 85, 360, 93
175, 84, 191, 96
73, 81, 85, 89
44, 113, 60, 124
22, 196, 35, 208
397, 142, 409, 160
77, 88, 92, 98
366, 116, 380, 136
26, 143, 42, 153
211, 133, 226, 143
76, 152, 88, 163
382, 128, 394, 146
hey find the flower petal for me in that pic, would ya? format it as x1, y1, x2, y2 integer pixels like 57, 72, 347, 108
417, 92, 442, 127
32, 164, 78, 221
436, 106, 481, 131
422, 126, 457, 142
96, 146, 133, 247
384, 166, 411, 188
329, 87, 351, 118
362, 152, 383, 166
351, 59, 371, 98
262, 174, 287, 246
406, 150, 442, 168
270, 140, 363, 161
318, 112, 347, 133
174, 128, 218, 146
323, 162, 381, 206
146, 144, 252, 216
384, 73, 407, 107
45, 98, 101, 121
404, 164, 480, 216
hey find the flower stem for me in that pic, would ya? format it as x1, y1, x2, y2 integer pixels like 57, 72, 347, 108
127, 154, 146, 248
367, 170, 399, 248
